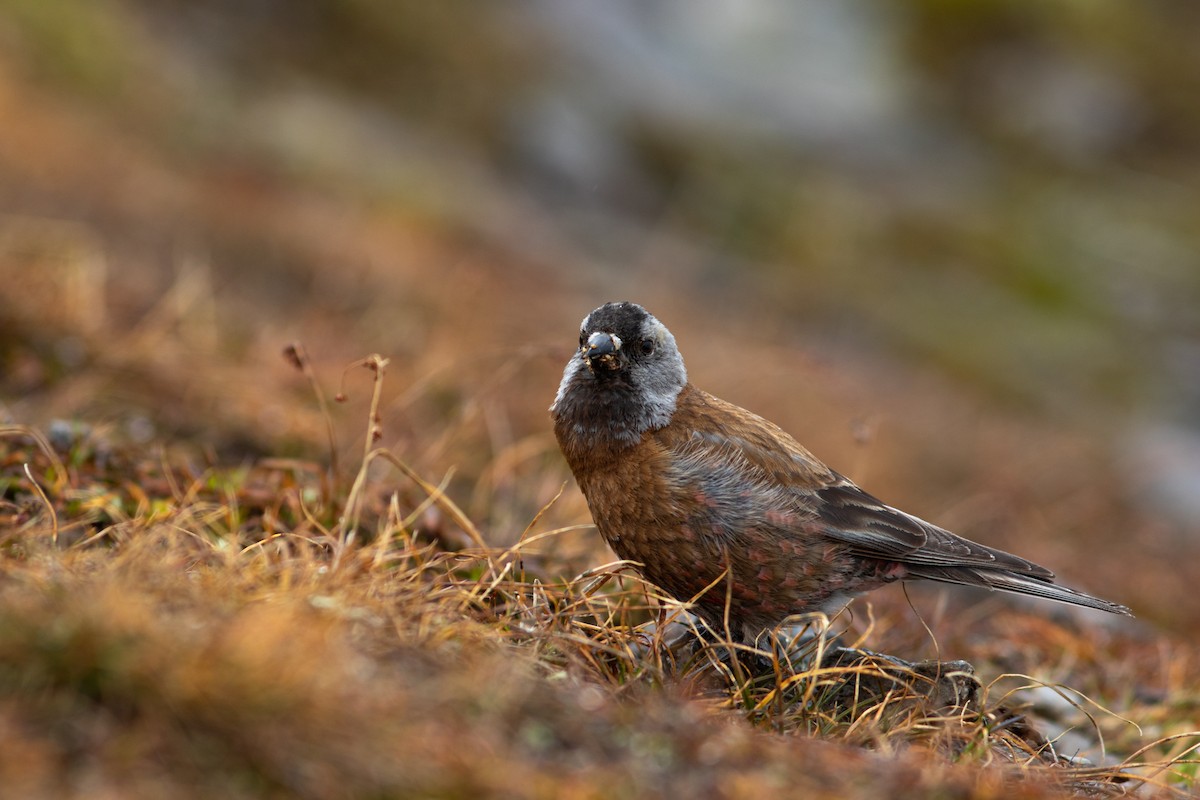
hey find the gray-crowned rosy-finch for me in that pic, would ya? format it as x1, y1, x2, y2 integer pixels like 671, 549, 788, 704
551, 301, 1131, 641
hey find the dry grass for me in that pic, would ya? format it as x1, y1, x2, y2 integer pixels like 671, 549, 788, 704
1, 353, 1196, 800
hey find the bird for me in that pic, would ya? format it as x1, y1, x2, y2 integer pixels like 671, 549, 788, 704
551, 301, 1131, 642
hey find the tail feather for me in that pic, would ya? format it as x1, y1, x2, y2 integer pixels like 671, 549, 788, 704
907, 566, 1133, 616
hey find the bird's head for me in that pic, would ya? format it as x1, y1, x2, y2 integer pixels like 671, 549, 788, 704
551, 301, 688, 443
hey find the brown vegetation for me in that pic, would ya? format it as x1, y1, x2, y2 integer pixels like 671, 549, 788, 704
0, 343, 1196, 797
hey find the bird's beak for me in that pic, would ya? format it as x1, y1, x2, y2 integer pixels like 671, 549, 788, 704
584, 331, 622, 372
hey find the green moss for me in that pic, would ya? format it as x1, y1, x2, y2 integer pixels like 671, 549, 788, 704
1, 0, 145, 101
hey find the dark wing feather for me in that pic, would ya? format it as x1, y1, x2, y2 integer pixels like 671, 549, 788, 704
814, 481, 1132, 615
661, 386, 1132, 616
668, 388, 1054, 577
815, 482, 1055, 578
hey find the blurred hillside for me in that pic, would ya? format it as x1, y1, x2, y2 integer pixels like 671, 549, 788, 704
3, 4, 1200, 798
1, 2, 1198, 617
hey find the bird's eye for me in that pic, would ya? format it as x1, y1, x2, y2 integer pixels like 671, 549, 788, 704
639, 338, 655, 356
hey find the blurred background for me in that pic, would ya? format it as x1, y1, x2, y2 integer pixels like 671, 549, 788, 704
1, 1, 1197, 626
